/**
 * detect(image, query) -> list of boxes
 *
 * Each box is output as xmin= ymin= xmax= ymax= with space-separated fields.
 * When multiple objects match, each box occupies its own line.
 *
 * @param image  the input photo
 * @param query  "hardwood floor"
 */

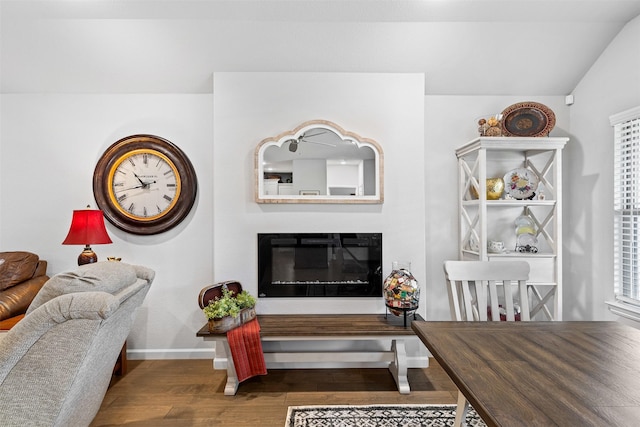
xmin=91 ymin=359 xmax=458 ymax=427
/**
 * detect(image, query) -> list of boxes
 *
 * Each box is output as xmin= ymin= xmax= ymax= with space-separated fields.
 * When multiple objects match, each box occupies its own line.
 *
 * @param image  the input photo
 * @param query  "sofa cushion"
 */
xmin=27 ymin=261 xmax=138 ymax=314
xmin=0 ymin=252 xmax=39 ymax=291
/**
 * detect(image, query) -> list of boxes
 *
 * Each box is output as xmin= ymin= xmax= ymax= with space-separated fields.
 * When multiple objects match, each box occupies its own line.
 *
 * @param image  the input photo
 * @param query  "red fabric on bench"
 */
xmin=226 ymin=318 xmax=267 ymax=382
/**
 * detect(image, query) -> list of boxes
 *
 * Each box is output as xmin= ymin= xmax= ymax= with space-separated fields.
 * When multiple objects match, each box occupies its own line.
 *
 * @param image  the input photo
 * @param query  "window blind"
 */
xmin=613 ymin=108 xmax=640 ymax=305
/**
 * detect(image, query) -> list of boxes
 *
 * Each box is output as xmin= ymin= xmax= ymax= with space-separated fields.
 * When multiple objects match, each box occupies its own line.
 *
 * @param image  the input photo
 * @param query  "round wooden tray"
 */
xmin=501 ymin=101 xmax=556 ymax=137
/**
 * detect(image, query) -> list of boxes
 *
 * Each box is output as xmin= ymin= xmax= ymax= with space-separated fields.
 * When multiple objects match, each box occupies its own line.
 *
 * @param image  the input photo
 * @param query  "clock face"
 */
xmin=108 ymin=149 xmax=181 ymax=221
xmin=93 ymin=135 xmax=197 ymax=235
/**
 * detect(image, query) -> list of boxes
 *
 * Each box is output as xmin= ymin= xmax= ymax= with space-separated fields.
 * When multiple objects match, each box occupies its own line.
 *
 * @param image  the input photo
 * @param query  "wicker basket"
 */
xmin=207 ymin=307 xmax=257 ymax=333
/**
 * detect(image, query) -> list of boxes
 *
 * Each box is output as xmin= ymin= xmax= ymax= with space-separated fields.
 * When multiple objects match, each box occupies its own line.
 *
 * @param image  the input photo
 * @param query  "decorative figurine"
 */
xmin=478 ymin=114 xmax=502 ymax=136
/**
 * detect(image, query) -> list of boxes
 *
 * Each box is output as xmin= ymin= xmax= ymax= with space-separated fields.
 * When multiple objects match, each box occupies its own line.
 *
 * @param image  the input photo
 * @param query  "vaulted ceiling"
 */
xmin=1 ymin=0 xmax=640 ymax=95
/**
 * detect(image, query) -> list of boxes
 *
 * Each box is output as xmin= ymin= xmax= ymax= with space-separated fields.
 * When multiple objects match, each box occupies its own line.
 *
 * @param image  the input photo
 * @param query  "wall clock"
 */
xmin=93 ymin=134 xmax=197 ymax=235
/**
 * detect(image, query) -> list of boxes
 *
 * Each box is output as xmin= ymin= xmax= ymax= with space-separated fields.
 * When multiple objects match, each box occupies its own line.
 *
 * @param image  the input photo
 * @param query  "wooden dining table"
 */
xmin=411 ymin=321 xmax=640 ymax=426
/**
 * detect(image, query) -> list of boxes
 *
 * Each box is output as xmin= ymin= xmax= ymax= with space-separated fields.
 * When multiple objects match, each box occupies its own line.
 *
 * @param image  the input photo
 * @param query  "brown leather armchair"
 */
xmin=0 ymin=251 xmax=49 ymax=324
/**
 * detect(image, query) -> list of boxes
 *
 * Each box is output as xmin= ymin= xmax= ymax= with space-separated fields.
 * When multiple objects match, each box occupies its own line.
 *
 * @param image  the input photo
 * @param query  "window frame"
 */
xmin=608 ymin=106 xmax=640 ymax=321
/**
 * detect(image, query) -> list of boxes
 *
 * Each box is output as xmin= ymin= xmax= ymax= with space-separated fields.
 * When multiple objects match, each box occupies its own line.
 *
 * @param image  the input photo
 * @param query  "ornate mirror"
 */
xmin=255 ymin=120 xmax=384 ymax=204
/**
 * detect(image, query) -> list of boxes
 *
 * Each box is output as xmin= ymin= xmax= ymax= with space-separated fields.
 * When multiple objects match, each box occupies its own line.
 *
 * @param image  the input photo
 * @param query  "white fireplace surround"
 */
xmin=211 ymin=72 xmax=428 ymax=367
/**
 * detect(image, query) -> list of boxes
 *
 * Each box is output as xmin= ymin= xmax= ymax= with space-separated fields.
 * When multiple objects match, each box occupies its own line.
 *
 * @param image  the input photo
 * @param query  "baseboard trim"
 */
xmin=127 ymin=348 xmax=215 ymax=360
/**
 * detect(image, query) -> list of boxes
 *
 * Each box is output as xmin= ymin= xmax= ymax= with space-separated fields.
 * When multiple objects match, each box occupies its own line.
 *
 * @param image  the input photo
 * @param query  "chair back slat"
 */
xmin=473 ymin=280 xmax=487 ymax=321
xmin=518 ymin=280 xmax=531 ymax=321
xmin=461 ymin=279 xmax=476 ymax=321
xmin=502 ymin=278 xmax=516 ymax=321
xmin=448 ymin=279 xmax=464 ymax=321
xmin=444 ymin=261 xmax=531 ymax=322
xmin=488 ymin=280 xmax=501 ymax=321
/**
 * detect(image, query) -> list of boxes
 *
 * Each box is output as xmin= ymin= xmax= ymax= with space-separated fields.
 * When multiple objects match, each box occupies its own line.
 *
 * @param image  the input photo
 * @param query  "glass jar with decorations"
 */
xmin=383 ymin=261 xmax=419 ymax=325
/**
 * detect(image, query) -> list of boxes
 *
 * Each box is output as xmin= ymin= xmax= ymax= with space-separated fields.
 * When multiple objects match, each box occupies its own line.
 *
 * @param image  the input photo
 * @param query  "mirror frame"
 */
xmin=255 ymin=120 xmax=384 ymax=204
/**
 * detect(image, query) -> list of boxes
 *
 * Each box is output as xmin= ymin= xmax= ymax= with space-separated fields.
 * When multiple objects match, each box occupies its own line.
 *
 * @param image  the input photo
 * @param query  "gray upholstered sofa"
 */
xmin=0 ymin=261 xmax=154 ymax=427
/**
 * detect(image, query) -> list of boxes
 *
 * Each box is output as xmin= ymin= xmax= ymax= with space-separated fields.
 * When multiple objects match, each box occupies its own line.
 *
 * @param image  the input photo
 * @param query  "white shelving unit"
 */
xmin=455 ymin=137 xmax=568 ymax=320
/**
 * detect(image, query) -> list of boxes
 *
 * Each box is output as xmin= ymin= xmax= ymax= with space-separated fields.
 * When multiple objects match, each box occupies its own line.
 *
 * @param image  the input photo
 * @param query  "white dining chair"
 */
xmin=443 ymin=260 xmax=531 ymax=427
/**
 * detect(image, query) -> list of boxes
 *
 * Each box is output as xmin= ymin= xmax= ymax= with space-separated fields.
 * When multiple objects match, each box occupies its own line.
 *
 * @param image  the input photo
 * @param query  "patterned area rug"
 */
xmin=285 ymin=404 xmax=487 ymax=427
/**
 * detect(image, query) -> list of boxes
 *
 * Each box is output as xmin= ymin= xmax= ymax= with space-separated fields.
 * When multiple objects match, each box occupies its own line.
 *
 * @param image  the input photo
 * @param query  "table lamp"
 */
xmin=62 ymin=206 xmax=113 ymax=265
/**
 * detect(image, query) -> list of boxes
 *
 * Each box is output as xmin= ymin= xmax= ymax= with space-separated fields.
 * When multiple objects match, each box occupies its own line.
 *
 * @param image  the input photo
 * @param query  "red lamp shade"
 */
xmin=62 ymin=208 xmax=112 ymax=265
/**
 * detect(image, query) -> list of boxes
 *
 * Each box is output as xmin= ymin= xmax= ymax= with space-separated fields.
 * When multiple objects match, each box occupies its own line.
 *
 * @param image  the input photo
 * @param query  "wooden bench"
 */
xmin=196 ymin=313 xmax=424 ymax=395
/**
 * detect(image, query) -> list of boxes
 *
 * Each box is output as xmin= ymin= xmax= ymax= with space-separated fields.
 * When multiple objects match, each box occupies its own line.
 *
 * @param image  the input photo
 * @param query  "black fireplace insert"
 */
xmin=257 ymin=233 xmax=382 ymax=297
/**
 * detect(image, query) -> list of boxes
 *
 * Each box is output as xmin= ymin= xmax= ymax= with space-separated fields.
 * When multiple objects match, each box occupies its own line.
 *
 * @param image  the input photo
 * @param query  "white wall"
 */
xmin=0 ymin=94 xmax=215 ymax=358
xmin=424 ymin=96 xmax=570 ymax=320
xmin=212 ymin=72 xmax=426 ymax=317
xmin=0 ymin=89 xmax=578 ymax=359
xmin=0 ymin=73 xmax=430 ymax=361
xmin=566 ymin=15 xmax=640 ymax=321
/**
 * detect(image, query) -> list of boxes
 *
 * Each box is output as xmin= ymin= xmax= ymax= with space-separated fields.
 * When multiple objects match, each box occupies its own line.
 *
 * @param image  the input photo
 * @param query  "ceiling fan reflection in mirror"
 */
xmin=287 ymin=129 xmax=337 ymax=152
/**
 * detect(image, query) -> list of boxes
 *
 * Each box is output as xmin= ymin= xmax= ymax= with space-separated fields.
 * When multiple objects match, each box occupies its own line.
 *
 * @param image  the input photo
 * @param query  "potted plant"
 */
xmin=203 ymin=287 xmax=257 ymax=333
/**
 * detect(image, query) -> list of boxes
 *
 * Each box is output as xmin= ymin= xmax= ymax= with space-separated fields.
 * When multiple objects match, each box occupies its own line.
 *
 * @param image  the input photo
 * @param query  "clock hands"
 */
xmin=132 ymin=172 xmax=157 ymax=189
xmin=115 ymin=172 xmax=159 ymax=194
xmin=116 ymin=184 xmax=145 ymax=192
xmin=115 ymin=186 xmax=161 ymax=195
xmin=133 ymin=172 xmax=145 ymax=186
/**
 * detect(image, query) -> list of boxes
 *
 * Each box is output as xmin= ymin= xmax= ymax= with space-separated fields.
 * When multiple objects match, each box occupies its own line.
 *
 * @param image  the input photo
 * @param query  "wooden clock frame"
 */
xmin=93 ymin=134 xmax=197 ymax=235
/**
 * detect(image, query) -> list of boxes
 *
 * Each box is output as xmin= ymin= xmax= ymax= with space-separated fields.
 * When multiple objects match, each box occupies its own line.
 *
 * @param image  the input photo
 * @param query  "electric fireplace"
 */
xmin=258 ymin=233 xmax=382 ymax=297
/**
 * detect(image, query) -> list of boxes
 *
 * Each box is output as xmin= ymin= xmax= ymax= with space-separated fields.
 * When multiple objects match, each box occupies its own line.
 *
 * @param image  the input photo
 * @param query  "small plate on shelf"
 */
xmin=503 ymin=168 xmax=538 ymax=200
xmin=500 ymin=101 xmax=555 ymax=137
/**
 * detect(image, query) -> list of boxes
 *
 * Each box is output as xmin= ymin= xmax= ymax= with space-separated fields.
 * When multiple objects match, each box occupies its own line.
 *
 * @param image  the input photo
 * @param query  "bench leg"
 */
xmin=389 ymin=339 xmax=410 ymax=394
xmin=215 ymin=338 xmax=239 ymax=396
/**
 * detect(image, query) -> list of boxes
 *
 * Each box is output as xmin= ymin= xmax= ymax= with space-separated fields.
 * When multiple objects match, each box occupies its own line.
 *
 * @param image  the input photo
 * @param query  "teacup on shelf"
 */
xmin=488 ymin=241 xmax=505 ymax=253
